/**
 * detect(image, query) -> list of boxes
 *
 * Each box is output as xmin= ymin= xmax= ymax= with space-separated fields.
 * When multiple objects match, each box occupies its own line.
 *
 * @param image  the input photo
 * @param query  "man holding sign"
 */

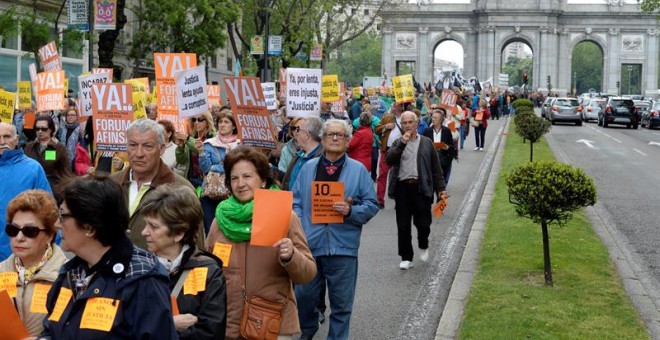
xmin=292 ymin=119 xmax=378 ymax=340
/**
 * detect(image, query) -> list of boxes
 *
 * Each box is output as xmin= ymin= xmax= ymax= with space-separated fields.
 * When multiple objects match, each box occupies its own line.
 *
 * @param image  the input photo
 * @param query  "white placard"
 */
xmin=174 ymin=65 xmax=208 ymax=119
xmin=261 ymin=82 xmax=277 ymax=110
xmin=78 ymin=73 xmax=111 ymax=116
xmin=285 ymin=68 xmax=322 ymax=118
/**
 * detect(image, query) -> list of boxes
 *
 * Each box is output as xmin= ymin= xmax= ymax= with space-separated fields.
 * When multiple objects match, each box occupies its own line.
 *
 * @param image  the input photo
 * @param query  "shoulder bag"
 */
xmin=201 ymin=147 xmax=231 ymax=200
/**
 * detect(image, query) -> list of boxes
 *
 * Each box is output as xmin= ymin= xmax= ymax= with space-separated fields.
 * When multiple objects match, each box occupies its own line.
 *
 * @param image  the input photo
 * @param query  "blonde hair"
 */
xmin=186 ymin=111 xmax=216 ymax=137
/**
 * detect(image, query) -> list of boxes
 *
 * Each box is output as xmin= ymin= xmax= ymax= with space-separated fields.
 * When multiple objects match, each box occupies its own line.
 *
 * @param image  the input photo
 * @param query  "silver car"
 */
xmin=581 ymin=98 xmax=605 ymax=122
xmin=547 ymin=97 xmax=582 ymax=126
xmin=541 ymin=97 xmax=555 ymax=118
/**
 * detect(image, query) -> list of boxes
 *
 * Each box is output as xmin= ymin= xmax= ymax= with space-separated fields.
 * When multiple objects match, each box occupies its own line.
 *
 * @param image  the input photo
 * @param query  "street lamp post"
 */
xmin=627 ymin=65 xmax=633 ymax=95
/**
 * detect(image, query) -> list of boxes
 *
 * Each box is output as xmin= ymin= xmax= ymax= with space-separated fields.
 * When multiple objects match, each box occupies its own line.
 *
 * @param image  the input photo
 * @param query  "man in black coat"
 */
xmin=422 ymin=108 xmax=456 ymax=185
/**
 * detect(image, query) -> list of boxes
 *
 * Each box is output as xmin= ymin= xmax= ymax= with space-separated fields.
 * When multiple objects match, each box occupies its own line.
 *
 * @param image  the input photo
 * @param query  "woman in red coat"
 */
xmin=347 ymin=113 xmax=374 ymax=171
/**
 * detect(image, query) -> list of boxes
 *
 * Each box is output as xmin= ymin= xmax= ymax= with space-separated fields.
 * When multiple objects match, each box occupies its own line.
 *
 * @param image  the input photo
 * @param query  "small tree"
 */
xmin=0 ymin=6 xmax=18 ymax=42
xmin=506 ymin=161 xmax=597 ymax=286
xmin=512 ymin=98 xmax=534 ymax=111
xmin=513 ymin=111 xmax=551 ymax=161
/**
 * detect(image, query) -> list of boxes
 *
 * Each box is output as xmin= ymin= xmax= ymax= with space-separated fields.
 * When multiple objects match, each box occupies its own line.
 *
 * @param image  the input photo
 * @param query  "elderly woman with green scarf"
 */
xmin=205 ymin=146 xmax=316 ymax=340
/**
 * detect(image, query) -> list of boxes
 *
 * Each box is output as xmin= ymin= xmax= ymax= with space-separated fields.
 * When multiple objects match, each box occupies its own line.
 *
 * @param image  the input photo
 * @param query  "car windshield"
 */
xmin=555 ymin=99 xmax=579 ymax=106
xmin=611 ymin=100 xmax=633 ymax=107
xmin=591 ymin=101 xmax=605 ymax=108
xmin=653 ymin=103 xmax=660 ymax=111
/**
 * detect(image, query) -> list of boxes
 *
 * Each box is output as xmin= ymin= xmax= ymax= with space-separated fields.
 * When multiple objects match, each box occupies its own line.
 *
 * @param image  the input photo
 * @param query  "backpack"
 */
xmin=74 ymin=143 xmax=91 ymax=175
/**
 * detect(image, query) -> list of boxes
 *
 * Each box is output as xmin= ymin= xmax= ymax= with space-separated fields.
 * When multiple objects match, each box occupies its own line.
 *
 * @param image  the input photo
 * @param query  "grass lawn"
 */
xmin=458 ymin=121 xmax=649 ymax=339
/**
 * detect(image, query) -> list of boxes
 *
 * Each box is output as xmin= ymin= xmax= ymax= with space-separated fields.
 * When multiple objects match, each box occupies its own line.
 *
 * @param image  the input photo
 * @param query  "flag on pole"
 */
xmin=235 ymin=59 xmax=242 ymax=77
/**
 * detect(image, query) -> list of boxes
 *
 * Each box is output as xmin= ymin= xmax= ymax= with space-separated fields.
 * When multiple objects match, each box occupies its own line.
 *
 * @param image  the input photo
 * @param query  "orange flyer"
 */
xmin=0 ymin=290 xmax=29 ymax=340
xmin=433 ymin=142 xmax=447 ymax=150
xmin=475 ymin=110 xmax=484 ymax=121
xmin=251 ymin=189 xmax=293 ymax=246
xmin=311 ymin=181 xmax=345 ymax=224
xmin=91 ymin=83 xmax=134 ymax=152
xmin=154 ymin=53 xmax=197 ymax=114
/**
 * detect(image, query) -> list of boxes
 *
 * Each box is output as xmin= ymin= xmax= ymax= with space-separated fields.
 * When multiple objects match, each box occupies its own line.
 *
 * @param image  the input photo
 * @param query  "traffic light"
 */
xmin=616 ymin=81 xmax=620 ymax=89
xmin=547 ymin=75 xmax=551 ymax=85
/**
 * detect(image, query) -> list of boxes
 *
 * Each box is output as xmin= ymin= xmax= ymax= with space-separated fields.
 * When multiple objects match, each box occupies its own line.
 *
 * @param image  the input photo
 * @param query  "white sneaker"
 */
xmin=420 ymin=249 xmax=429 ymax=262
xmin=474 ymin=147 xmax=480 ymax=151
xmin=479 ymin=147 xmax=483 ymax=151
xmin=399 ymin=260 xmax=413 ymax=270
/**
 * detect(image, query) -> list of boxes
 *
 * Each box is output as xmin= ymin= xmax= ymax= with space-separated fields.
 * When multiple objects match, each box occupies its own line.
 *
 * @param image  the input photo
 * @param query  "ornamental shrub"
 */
xmin=512 ymin=98 xmax=534 ymax=111
xmin=513 ymin=112 xmax=551 ymax=161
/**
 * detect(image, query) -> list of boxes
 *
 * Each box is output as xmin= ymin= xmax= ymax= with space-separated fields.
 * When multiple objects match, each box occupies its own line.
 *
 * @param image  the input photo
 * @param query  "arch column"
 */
xmin=645 ymin=29 xmax=658 ymax=97
xmin=382 ymin=26 xmax=394 ymax=79
xmin=606 ymin=29 xmax=620 ymax=94
xmin=417 ymin=27 xmax=431 ymax=85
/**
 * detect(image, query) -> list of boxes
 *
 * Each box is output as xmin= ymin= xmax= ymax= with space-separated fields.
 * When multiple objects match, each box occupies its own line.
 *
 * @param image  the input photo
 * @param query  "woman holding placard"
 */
xmin=140 ymin=185 xmax=227 ymax=340
xmin=40 ymin=175 xmax=177 ymax=338
xmin=199 ymin=111 xmax=240 ymax=234
xmin=206 ymin=146 xmax=316 ymax=340
xmin=0 ymin=190 xmax=66 ymax=337
xmin=175 ymin=111 xmax=216 ymax=189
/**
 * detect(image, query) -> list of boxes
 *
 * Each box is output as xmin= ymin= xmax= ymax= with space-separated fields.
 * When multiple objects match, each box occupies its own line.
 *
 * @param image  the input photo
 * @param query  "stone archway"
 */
xmin=570 ymin=38 xmax=606 ymax=93
xmin=497 ymin=35 xmax=536 ymax=88
xmin=431 ymin=36 xmax=467 ymax=84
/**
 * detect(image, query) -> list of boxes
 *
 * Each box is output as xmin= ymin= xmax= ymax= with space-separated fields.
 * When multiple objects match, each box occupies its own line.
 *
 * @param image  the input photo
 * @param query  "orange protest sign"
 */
xmin=433 ymin=195 xmax=448 ymax=219
xmin=92 ymin=67 xmax=114 ymax=81
xmin=475 ymin=110 xmax=484 ymax=121
xmin=29 ymin=283 xmax=51 ymax=314
xmin=23 ymin=109 xmax=36 ymax=128
xmin=183 ymin=267 xmax=208 ymax=296
xmin=154 ymin=53 xmax=197 ymax=114
xmin=331 ymin=82 xmax=345 ymax=115
xmin=159 ymin=113 xmax=186 ymax=133
xmin=439 ymin=89 xmax=457 ymax=110
xmin=36 ymin=71 xmax=65 ymax=112
xmin=39 ymin=41 xmax=63 ymax=72
xmin=251 ymin=189 xmax=293 ymax=246
xmin=48 ymin=287 xmax=72 ymax=322
xmin=0 ymin=272 xmax=18 ymax=297
xmin=447 ymin=120 xmax=457 ymax=133
xmin=171 ymin=296 xmax=180 ymax=316
xmin=207 ymin=85 xmax=221 ymax=107
xmin=311 ymin=181 xmax=345 ymax=224
xmin=223 ymin=77 xmax=278 ymax=149
xmin=0 ymin=290 xmax=29 ymax=340
xmin=433 ymin=142 xmax=447 ymax=150
xmin=212 ymin=242 xmax=232 ymax=267
xmin=80 ymin=297 xmax=120 ymax=332
xmin=91 ymin=83 xmax=134 ymax=152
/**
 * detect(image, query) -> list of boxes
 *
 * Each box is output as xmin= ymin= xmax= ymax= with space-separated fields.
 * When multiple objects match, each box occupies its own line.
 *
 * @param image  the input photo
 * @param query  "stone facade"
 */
xmin=380 ymin=0 xmax=658 ymax=96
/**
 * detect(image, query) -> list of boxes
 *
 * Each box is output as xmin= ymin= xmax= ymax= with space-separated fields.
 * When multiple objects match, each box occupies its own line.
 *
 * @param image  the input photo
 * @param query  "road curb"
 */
xmin=434 ymin=118 xmax=511 ymax=339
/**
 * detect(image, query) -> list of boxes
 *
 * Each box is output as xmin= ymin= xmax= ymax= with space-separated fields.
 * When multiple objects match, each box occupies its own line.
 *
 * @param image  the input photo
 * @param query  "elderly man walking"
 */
xmin=293 ymin=119 xmax=378 ymax=340
xmin=0 ymin=122 xmax=52 ymax=260
xmin=386 ymin=111 xmax=446 ymax=270
xmin=111 ymin=119 xmax=205 ymax=249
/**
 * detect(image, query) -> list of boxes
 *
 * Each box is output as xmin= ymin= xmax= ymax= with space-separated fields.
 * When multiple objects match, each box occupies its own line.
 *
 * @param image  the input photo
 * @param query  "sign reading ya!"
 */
xmin=154 ymin=53 xmax=197 ymax=115
xmin=91 ymin=83 xmax=133 ymax=152
xmin=36 ymin=71 xmax=66 ymax=112
xmin=223 ymin=77 xmax=277 ymax=150
xmin=39 ymin=41 xmax=63 ymax=72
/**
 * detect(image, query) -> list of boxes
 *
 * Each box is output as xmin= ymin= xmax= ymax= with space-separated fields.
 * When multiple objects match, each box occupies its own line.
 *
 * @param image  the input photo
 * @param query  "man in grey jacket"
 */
xmin=386 ymin=111 xmax=446 ymax=270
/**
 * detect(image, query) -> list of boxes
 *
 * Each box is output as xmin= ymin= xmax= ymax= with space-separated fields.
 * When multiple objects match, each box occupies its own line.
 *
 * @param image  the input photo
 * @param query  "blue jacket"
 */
xmin=0 ymin=149 xmax=52 ymax=261
xmin=292 ymin=156 xmax=378 ymax=258
xmin=41 ymin=236 xmax=177 ymax=339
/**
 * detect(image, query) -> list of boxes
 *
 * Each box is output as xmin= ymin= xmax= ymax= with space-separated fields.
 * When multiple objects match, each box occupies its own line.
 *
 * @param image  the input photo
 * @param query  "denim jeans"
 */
xmin=459 ymin=125 xmax=467 ymax=149
xmin=296 ymin=256 xmax=358 ymax=340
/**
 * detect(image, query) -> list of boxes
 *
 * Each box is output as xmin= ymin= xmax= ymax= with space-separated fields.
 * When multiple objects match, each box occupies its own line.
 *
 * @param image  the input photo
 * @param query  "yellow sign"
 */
xmin=18 ymin=81 xmax=32 ymax=109
xmin=183 ymin=267 xmax=208 ymax=296
xmin=0 ymin=272 xmax=18 ymax=298
xmin=352 ymin=87 xmax=362 ymax=98
xmin=392 ymin=74 xmax=414 ymax=104
xmin=212 ymin=242 xmax=232 ymax=267
xmin=29 ymin=283 xmax=51 ymax=314
xmin=126 ymin=79 xmax=148 ymax=120
xmin=0 ymin=91 xmax=16 ymax=123
xmin=64 ymin=78 xmax=69 ymax=97
xmin=321 ymin=75 xmax=340 ymax=103
xmin=80 ymin=297 xmax=120 ymax=332
xmin=48 ymin=287 xmax=72 ymax=322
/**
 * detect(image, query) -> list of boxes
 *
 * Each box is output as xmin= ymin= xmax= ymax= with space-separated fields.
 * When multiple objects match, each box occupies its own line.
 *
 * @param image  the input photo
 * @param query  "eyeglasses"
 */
xmin=323 ymin=132 xmax=348 ymax=139
xmin=59 ymin=212 xmax=74 ymax=224
xmin=5 ymin=223 xmax=48 ymax=238
xmin=190 ymin=117 xmax=206 ymax=123
xmin=35 ymin=127 xmax=49 ymax=132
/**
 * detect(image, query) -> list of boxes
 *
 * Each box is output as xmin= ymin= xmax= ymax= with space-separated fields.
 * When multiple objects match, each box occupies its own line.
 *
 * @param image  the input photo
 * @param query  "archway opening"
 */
xmin=433 ymin=40 xmax=464 ymax=84
xmin=571 ymin=40 xmax=604 ymax=95
xmin=500 ymin=40 xmax=533 ymax=91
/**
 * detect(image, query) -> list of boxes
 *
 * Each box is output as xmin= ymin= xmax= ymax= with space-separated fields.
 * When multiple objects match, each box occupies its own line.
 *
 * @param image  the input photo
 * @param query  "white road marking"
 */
xmin=634 ymin=149 xmax=647 ymax=156
xmin=576 ymin=139 xmax=595 ymax=148
xmin=650 ymin=141 xmax=660 ymax=147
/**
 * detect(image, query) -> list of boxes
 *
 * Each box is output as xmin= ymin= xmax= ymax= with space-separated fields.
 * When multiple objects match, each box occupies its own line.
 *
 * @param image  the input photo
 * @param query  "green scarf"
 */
xmin=215 ymin=185 xmax=280 ymax=243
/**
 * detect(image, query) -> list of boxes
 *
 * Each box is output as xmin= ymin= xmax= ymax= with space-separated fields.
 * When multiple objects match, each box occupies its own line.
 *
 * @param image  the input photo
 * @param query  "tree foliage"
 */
xmin=502 ymin=56 xmax=532 ymax=86
xmin=513 ymin=109 xmax=551 ymax=161
xmin=571 ymin=41 xmax=603 ymax=94
xmin=638 ymin=0 xmax=660 ymax=15
xmin=129 ymin=0 xmax=240 ymax=63
xmin=0 ymin=6 xmax=18 ymax=39
xmin=325 ymin=32 xmax=381 ymax=86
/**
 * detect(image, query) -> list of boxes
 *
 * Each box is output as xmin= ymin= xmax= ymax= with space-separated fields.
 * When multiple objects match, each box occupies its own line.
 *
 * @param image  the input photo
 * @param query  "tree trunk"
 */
xmin=97 ymin=0 xmax=126 ymax=77
xmin=541 ymin=221 xmax=553 ymax=286
xmin=530 ymin=141 xmax=534 ymax=162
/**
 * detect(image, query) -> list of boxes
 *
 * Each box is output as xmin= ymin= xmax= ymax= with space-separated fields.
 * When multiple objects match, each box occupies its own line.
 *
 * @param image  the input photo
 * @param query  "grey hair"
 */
xmin=305 ymin=116 xmax=324 ymax=142
xmin=127 ymin=118 xmax=165 ymax=144
xmin=0 ymin=122 xmax=17 ymax=138
xmin=321 ymin=119 xmax=352 ymax=140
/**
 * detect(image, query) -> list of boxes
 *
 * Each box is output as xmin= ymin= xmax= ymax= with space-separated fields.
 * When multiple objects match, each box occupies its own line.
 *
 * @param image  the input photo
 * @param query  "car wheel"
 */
xmin=576 ymin=121 xmax=582 ymax=126
xmin=627 ymin=124 xmax=631 ymax=129
xmin=633 ymin=124 xmax=638 ymax=129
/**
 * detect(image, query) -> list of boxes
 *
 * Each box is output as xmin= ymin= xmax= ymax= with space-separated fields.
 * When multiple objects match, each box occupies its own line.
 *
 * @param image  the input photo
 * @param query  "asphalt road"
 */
xmin=544 ymin=119 xmax=660 ymax=319
xmin=310 ymin=118 xmax=508 ymax=339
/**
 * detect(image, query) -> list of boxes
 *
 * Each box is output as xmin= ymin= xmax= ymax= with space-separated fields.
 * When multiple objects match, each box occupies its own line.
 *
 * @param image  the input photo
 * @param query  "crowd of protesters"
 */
xmin=0 ymin=79 xmax=530 ymax=339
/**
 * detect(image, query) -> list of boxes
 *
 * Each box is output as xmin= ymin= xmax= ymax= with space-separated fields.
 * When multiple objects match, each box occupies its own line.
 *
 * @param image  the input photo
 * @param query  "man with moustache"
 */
xmin=0 ymin=122 xmax=52 ymax=261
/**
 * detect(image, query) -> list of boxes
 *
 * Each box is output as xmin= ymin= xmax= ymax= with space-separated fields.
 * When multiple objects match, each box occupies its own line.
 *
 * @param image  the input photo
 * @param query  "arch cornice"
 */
xmin=568 ymin=33 xmax=607 ymax=55
xmin=497 ymin=32 xmax=538 ymax=54
xmin=430 ymin=32 xmax=467 ymax=50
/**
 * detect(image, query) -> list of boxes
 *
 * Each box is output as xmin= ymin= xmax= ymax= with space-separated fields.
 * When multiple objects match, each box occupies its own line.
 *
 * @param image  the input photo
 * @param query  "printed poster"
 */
xmin=126 ymin=79 xmax=148 ymax=120
xmin=250 ymin=35 xmax=264 ymax=55
xmin=0 ymin=91 xmax=15 ymax=123
xmin=94 ymin=0 xmax=117 ymax=30
xmin=310 ymin=44 xmax=323 ymax=61
xmin=321 ymin=75 xmax=340 ymax=103
xmin=439 ymin=89 xmax=458 ymax=111
xmin=17 ymin=81 xmax=32 ymax=109
xmin=91 ymin=83 xmax=133 ymax=152
xmin=36 ymin=71 xmax=66 ymax=112
xmin=92 ymin=68 xmax=113 ymax=81
xmin=174 ymin=65 xmax=208 ymax=119
xmin=67 ymin=0 xmax=89 ymax=31
xmin=260 ymin=82 xmax=277 ymax=111
xmin=392 ymin=74 xmax=415 ymax=104
xmin=285 ymin=68 xmax=322 ymax=118
xmin=78 ymin=72 xmax=111 ymax=116
xmin=207 ymin=85 xmax=221 ymax=107
xmin=223 ymin=77 xmax=278 ymax=149
xmin=330 ymin=82 xmax=345 ymax=115
xmin=38 ymin=41 xmax=63 ymax=72
xmin=154 ymin=53 xmax=197 ymax=115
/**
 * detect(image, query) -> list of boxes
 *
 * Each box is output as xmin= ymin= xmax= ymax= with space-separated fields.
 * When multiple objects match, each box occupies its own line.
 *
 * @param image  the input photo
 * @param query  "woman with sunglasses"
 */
xmin=175 ymin=111 xmax=216 ymax=189
xmin=24 ymin=115 xmax=72 ymax=198
xmin=57 ymin=102 xmax=83 ymax=172
xmin=40 ymin=175 xmax=177 ymax=338
xmin=0 ymin=190 xmax=67 ymax=336
xmin=199 ymin=111 xmax=240 ymax=234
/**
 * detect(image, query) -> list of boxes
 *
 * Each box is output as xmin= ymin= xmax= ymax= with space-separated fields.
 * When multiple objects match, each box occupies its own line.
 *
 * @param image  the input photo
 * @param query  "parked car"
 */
xmin=598 ymin=97 xmax=639 ymax=129
xmin=641 ymin=101 xmax=660 ymax=129
xmin=581 ymin=98 xmax=605 ymax=122
xmin=634 ymin=100 xmax=652 ymax=124
xmin=547 ymin=97 xmax=582 ymax=126
xmin=541 ymin=97 xmax=555 ymax=118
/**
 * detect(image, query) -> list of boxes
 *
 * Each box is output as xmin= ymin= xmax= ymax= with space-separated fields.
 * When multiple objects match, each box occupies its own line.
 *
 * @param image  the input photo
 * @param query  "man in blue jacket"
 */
xmin=0 ymin=122 xmax=52 ymax=261
xmin=293 ymin=119 xmax=378 ymax=340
